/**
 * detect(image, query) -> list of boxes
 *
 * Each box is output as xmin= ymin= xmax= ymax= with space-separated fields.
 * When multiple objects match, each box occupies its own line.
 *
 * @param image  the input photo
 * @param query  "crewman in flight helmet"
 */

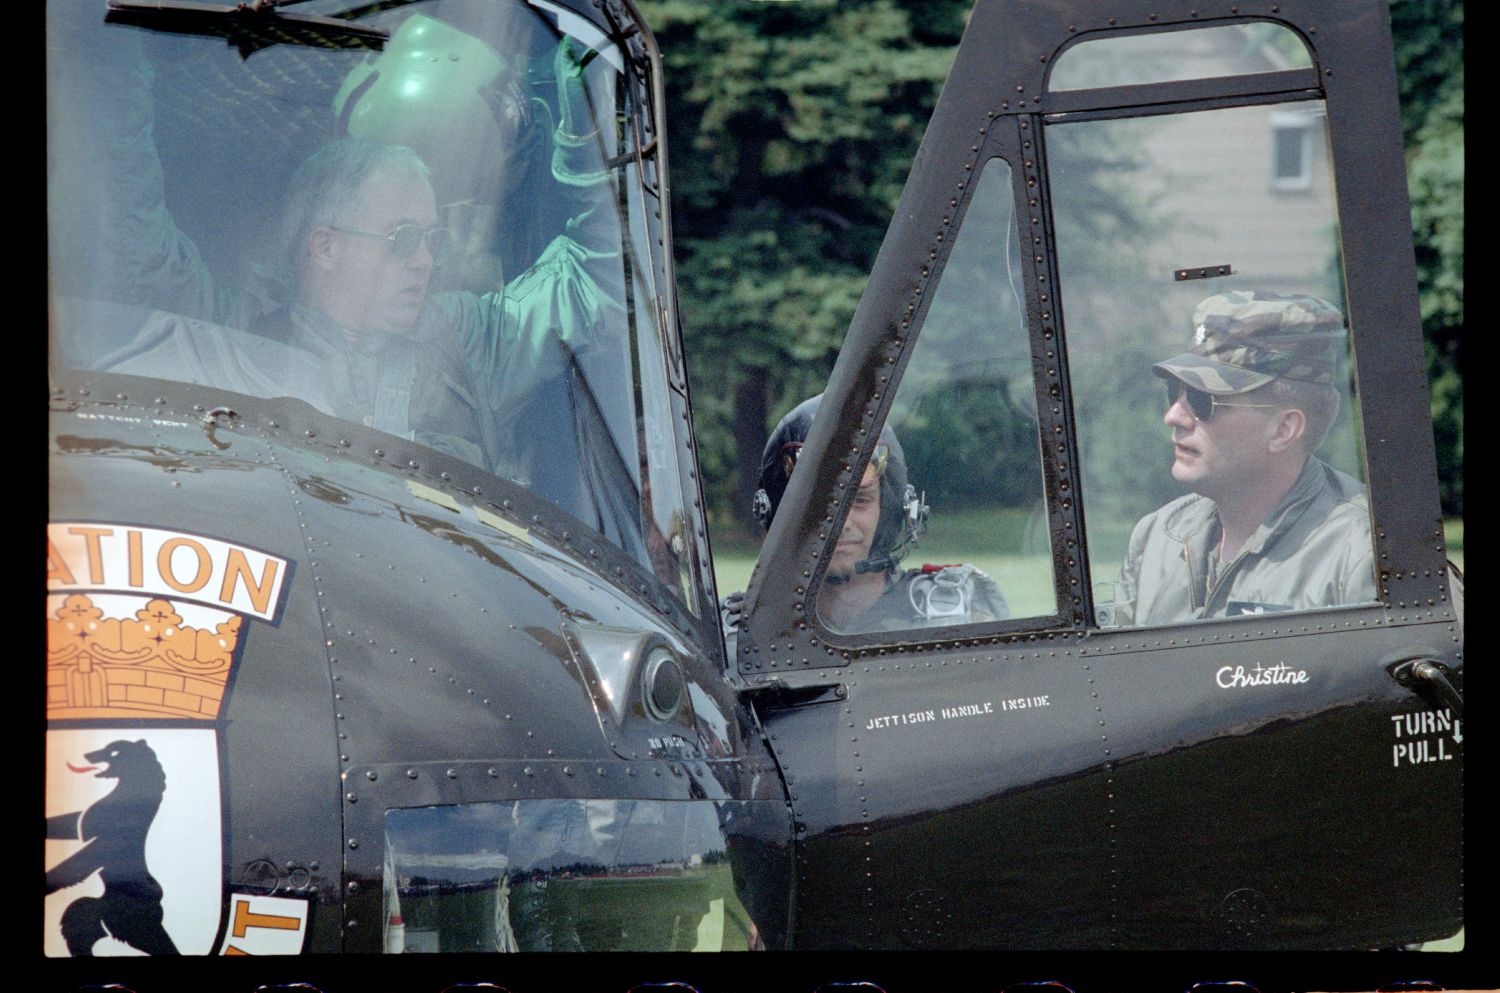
xmin=752 ymin=395 xmax=1010 ymax=633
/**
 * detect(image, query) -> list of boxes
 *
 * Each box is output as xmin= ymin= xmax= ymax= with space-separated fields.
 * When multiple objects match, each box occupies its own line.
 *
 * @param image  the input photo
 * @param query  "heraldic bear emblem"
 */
xmin=46 ymin=738 xmax=180 ymax=956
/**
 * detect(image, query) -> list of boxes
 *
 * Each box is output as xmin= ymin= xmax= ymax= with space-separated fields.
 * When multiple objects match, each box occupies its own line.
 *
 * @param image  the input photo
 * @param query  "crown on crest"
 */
xmin=47 ymin=594 xmax=240 ymax=721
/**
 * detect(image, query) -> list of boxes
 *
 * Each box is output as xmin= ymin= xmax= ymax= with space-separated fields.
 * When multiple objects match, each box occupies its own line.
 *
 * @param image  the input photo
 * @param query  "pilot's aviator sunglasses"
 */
xmin=1166 ymin=379 xmax=1281 ymax=422
xmin=330 ymin=223 xmax=452 ymax=264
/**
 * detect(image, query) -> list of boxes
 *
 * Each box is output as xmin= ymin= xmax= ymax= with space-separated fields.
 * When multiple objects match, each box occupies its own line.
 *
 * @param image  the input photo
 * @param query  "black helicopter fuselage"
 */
xmin=45 ymin=0 xmax=1467 ymax=988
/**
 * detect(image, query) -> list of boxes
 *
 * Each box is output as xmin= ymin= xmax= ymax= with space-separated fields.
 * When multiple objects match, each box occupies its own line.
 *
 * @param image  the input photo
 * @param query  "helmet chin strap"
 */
xmin=826 ymin=556 xmax=896 ymax=585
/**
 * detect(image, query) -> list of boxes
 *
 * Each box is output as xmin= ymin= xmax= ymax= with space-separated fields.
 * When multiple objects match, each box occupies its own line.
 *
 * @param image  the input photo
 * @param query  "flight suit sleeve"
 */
xmin=444 ymin=137 xmax=624 ymax=498
xmin=1339 ymin=536 xmax=1378 ymax=605
xmin=967 ymin=566 xmax=1012 ymax=622
xmin=1331 ymin=485 xmax=1379 ymax=608
xmin=444 ymin=228 xmax=621 ymax=413
xmin=47 ymin=6 xmax=224 ymax=327
xmin=551 ymin=36 xmax=611 ymax=191
xmin=1110 ymin=514 xmax=1153 ymax=628
xmin=449 ymin=33 xmax=625 ymax=400
xmin=440 ymin=221 xmax=626 ymax=507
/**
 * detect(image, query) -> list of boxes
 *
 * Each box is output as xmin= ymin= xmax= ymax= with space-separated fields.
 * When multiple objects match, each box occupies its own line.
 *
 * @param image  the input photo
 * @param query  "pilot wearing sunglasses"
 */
xmin=53 ymin=10 xmax=614 ymax=494
xmin=1110 ymin=291 xmax=1377 ymax=626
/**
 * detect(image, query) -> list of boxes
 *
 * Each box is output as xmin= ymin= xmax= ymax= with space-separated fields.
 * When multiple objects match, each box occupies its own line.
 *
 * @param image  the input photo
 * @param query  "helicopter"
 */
xmin=45 ymin=0 xmax=1469 ymax=990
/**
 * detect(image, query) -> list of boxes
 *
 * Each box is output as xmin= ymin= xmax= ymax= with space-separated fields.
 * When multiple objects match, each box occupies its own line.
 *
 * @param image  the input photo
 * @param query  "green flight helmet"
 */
xmin=333 ymin=13 xmax=535 ymax=208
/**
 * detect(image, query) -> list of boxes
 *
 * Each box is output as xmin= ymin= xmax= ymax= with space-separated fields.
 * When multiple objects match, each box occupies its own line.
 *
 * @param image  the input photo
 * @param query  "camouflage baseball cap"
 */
xmin=1152 ymin=290 xmax=1347 ymax=394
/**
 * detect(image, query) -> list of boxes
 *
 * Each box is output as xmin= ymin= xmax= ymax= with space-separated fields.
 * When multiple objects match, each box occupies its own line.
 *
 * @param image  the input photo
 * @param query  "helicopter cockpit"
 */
xmin=48 ymin=0 xmax=701 ymax=615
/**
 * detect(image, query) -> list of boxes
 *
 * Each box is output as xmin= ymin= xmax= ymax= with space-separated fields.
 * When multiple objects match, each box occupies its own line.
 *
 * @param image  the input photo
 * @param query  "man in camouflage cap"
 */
xmin=1111 ymin=290 xmax=1377 ymax=625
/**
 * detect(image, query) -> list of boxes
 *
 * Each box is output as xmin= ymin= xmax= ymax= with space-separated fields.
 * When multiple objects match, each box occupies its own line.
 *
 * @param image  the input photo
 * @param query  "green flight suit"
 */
xmin=1113 ymin=457 xmax=1377 ymax=626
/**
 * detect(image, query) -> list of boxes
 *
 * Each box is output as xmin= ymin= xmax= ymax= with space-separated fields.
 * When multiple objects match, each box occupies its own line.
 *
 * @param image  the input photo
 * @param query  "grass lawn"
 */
xmin=711 ymin=506 xmax=1088 ymax=617
xmin=712 ymin=516 xmax=1465 ymax=605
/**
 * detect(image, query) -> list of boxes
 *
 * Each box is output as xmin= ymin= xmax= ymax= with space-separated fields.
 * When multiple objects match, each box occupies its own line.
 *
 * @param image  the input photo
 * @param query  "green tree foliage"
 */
xmin=639 ymin=0 xmax=971 ymax=532
xmin=646 ymin=0 xmax=1462 ymax=530
xmin=1391 ymin=0 xmax=1463 ymax=514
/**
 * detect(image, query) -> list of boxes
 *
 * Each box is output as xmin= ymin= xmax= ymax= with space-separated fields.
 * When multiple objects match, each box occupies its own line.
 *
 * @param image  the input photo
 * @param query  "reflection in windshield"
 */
xmin=383 ymin=799 xmax=757 ymax=952
xmin=47 ymin=0 xmax=696 ymax=610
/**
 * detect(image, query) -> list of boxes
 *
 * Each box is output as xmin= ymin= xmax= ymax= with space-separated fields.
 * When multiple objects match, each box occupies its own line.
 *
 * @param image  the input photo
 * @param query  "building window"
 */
xmin=1270 ymin=111 xmax=1318 ymax=191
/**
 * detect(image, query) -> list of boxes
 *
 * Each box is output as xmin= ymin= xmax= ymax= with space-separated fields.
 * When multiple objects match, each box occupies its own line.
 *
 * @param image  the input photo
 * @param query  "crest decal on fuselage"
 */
xmin=45 ymin=523 xmax=301 ymax=957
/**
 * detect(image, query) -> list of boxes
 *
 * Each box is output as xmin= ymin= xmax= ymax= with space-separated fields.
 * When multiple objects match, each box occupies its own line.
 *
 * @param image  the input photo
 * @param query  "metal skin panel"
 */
xmin=740 ymin=0 xmax=1462 ymax=954
xmin=47 ymin=372 xmax=793 ymax=964
xmin=768 ymin=653 xmax=1116 ymax=950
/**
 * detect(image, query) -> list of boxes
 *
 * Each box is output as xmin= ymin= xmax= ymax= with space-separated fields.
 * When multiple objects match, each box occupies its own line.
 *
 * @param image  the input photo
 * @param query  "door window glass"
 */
xmin=1046 ymin=100 xmax=1377 ymax=627
xmin=814 ymin=159 xmax=1057 ymax=635
xmin=1048 ymin=22 xmax=1312 ymax=91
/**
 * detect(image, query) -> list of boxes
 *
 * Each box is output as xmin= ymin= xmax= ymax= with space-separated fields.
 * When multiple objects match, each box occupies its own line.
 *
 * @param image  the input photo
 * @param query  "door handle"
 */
xmin=1388 ymin=658 xmax=1463 ymax=719
xmin=739 ymin=676 xmax=847 ymax=709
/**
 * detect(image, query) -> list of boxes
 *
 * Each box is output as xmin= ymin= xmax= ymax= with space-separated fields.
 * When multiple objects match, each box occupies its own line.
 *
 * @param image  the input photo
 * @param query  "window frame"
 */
xmin=735 ymin=0 xmax=1453 ymax=680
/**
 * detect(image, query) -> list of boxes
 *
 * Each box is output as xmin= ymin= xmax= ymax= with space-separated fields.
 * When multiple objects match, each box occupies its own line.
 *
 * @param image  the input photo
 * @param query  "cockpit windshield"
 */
xmin=47 ymin=0 xmax=699 ymax=613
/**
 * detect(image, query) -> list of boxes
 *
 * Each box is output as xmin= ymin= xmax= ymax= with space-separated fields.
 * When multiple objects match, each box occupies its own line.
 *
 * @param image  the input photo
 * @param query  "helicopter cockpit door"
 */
xmin=738 ymin=0 xmax=1460 ymax=951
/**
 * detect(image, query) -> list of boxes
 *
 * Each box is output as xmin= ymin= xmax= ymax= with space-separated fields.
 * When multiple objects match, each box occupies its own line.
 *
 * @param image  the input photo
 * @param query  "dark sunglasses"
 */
xmin=332 ymin=223 xmax=452 ymax=265
xmin=1166 ymin=380 xmax=1280 ymax=421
